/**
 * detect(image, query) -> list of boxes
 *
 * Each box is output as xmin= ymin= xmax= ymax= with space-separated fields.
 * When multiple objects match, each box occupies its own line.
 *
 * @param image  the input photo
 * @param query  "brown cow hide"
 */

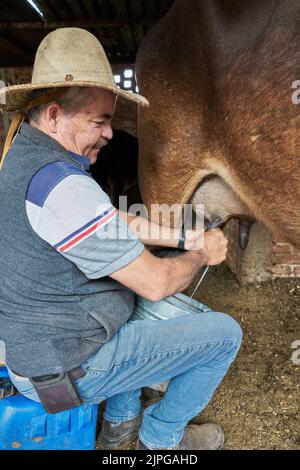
xmin=136 ymin=0 xmax=300 ymax=249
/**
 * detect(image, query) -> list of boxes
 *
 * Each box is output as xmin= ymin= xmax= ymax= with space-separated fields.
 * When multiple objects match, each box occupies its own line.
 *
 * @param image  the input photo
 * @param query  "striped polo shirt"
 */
xmin=25 ymin=152 xmax=144 ymax=279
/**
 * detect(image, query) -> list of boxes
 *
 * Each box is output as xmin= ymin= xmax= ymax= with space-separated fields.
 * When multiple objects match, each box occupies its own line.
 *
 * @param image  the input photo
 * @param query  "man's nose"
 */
xmin=102 ymin=123 xmax=113 ymax=141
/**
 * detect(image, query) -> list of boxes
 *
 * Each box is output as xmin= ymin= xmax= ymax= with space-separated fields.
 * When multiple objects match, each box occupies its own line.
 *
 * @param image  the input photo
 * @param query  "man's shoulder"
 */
xmin=26 ymin=161 xmax=94 ymax=208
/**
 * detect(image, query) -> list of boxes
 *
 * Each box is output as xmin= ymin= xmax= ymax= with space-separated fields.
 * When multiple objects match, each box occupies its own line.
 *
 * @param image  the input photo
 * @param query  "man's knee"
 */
xmin=213 ymin=313 xmax=243 ymax=369
xmin=216 ymin=312 xmax=243 ymax=346
xmin=191 ymin=311 xmax=243 ymax=348
xmin=196 ymin=312 xmax=243 ymax=369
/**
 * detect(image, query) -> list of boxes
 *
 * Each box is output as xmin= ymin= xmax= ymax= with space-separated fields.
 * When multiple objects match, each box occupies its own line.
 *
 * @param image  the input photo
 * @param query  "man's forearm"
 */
xmin=118 ymin=210 xmax=181 ymax=248
xmin=160 ymin=250 xmax=208 ymax=298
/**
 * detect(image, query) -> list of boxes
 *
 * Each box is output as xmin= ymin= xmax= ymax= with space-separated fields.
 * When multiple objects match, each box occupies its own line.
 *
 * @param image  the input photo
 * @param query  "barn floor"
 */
xmin=186 ymin=265 xmax=300 ymax=450
xmin=96 ymin=265 xmax=300 ymax=451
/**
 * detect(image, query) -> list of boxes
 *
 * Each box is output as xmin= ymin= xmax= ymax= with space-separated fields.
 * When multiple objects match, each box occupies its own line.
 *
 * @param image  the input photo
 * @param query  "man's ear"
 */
xmin=46 ymin=103 xmax=60 ymax=133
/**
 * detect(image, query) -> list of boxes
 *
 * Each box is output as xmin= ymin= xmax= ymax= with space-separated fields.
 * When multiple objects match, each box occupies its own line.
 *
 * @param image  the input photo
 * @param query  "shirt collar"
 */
xmin=67 ymin=151 xmax=91 ymax=171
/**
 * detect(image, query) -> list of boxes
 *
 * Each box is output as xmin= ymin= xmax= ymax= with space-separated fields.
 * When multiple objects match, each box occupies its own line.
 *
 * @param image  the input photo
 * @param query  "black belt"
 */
xmin=12 ymin=366 xmax=85 ymax=380
xmin=32 ymin=366 xmax=86 ymax=381
xmin=69 ymin=366 xmax=86 ymax=380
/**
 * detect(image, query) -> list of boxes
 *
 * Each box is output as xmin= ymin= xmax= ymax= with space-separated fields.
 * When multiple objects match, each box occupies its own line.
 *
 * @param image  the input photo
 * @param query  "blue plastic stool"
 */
xmin=0 ymin=366 xmax=98 ymax=450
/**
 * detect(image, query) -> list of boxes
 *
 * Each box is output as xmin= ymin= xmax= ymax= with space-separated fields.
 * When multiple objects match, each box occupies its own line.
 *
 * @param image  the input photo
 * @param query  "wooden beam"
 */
xmin=91 ymin=0 xmax=101 ymax=18
xmin=106 ymin=0 xmax=133 ymax=57
xmin=0 ymin=19 xmax=158 ymax=31
xmin=38 ymin=0 xmax=63 ymax=21
xmin=0 ymin=31 xmax=34 ymax=58
xmin=60 ymin=0 xmax=76 ymax=20
xmin=77 ymin=0 xmax=90 ymax=20
xmin=0 ymin=58 xmax=33 ymax=68
xmin=104 ymin=54 xmax=136 ymax=64
xmin=0 ymin=54 xmax=136 ymax=68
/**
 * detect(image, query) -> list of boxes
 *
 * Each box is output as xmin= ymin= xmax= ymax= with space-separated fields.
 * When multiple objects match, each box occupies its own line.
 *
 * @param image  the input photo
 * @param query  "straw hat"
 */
xmin=0 ymin=27 xmax=149 ymax=112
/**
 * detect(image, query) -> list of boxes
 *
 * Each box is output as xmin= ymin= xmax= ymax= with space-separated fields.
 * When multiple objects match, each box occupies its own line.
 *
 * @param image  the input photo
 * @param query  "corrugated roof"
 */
xmin=0 ymin=0 xmax=174 ymax=67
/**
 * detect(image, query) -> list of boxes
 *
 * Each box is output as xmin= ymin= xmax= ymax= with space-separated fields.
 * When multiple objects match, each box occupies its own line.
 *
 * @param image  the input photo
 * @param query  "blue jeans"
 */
xmin=7 ymin=292 xmax=242 ymax=449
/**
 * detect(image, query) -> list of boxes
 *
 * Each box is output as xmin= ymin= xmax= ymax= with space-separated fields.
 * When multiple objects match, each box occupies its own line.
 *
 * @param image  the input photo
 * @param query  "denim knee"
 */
xmin=219 ymin=312 xmax=243 ymax=347
xmin=210 ymin=311 xmax=243 ymax=347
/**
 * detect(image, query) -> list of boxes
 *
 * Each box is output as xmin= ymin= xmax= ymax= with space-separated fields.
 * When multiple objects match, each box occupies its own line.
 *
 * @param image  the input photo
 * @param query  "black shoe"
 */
xmin=98 ymin=413 xmax=142 ymax=450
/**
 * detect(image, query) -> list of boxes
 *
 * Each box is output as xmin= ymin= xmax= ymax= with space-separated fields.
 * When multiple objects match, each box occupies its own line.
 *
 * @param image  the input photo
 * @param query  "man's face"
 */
xmin=57 ymin=88 xmax=117 ymax=165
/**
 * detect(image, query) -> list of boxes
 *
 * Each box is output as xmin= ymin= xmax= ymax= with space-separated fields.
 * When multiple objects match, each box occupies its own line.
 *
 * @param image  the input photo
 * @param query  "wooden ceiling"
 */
xmin=0 ymin=0 xmax=174 ymax=67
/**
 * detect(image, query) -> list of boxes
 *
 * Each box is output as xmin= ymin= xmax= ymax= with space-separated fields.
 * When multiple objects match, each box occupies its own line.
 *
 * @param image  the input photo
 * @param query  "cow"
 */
xmin=136 ymin=0 xmax=300 ymax=250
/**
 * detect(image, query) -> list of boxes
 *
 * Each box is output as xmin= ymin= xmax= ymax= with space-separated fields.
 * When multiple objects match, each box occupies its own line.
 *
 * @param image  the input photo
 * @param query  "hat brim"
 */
xmin=0 ymin=81 xmax=149 ymax=112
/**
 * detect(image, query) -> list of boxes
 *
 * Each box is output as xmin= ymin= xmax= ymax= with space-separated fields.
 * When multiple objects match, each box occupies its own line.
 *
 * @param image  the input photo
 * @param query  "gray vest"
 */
xmin=0 ymin=124 xmax=134 ymax=376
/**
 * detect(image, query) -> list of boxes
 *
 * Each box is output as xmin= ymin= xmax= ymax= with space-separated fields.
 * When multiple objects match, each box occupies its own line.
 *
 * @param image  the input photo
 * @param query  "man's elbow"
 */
xmin=145 ymin=288 xmax=166 ymax=303
xmin=145 ymin=264 xmax=171 ymax=302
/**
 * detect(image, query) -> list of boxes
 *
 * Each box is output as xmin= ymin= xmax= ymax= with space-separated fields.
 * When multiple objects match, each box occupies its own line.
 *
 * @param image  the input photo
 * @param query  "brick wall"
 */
xmin=225 ymin=220 xmax=300 ymax=284
xmin=270 ymin=239 xmax=300 ymax=278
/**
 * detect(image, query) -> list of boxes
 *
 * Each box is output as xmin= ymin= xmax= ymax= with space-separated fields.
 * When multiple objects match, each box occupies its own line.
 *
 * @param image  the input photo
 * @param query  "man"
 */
xmin=0 ymin=28 xmax=242 ymax=450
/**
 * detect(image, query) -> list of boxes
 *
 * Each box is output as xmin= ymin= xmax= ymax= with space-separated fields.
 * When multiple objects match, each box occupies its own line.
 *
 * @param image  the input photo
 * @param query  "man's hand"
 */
xmin=110 ymin=227 xmax=227 ymax=302
xmin=203 ymin=228 xmax=228 ymax=265
xmin=184 ymin=228 xmax=228 ymax=265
